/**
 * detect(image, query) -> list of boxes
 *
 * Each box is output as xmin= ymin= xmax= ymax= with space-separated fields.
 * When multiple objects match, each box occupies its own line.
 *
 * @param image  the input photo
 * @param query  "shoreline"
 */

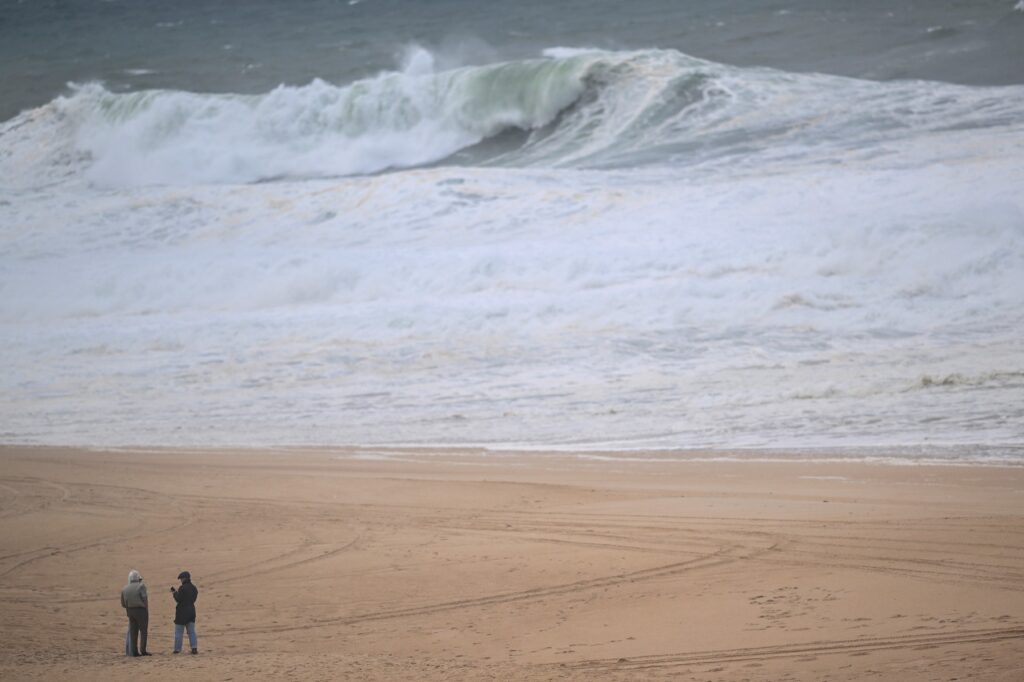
xmin=6 ymin=442 xmax=1024 ymax=467
xmin=1 ymin=444 xmax=1023 ymax=680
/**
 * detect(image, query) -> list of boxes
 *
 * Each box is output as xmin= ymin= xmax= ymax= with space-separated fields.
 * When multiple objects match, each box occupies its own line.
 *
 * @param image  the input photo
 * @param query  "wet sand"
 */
xmin=1 ymin=445 xmax=1022 ymax=680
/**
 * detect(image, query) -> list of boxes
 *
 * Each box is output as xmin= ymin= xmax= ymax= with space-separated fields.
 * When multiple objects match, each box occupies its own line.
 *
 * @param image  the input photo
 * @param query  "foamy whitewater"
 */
xmin=2 ymin=1 xmax=1023 ymax=462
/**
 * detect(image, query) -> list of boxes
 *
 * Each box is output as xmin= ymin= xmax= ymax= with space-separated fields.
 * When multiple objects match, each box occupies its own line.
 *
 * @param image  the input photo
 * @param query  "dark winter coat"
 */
xmin=173 ymin=580 xmax=199 ymax=625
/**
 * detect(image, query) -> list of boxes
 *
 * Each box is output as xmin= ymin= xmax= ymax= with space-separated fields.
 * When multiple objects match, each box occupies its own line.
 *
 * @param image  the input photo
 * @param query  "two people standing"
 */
xmin=120 ymin=569 xmax=199 ymax=657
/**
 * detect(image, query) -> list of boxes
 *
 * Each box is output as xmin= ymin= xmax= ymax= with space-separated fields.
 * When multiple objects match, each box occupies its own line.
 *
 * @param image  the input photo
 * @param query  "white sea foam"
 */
xmin=7 ymin=49 xmax=1024 ymax=188
xmin=30 ymin=52 xmax=597 ymax=186
xmin=1 ymin=48 xmax=1023 ymax=457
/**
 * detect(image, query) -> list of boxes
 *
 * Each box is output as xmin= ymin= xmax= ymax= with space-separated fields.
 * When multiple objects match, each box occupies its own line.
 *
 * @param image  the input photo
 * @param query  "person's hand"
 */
xmin=170 ymin=586 xmax=176 ymax=593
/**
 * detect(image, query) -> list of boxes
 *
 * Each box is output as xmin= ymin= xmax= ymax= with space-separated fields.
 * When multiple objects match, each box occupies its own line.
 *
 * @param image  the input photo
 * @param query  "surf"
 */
xmin=4 ymin=49 xmax=594 ymax=186
xmin=4 ymin=47 xmax=1024 ymax=188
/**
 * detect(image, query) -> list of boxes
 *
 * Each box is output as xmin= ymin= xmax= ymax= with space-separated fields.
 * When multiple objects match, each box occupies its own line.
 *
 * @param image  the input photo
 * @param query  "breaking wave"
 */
xmin=4 ymin=47 xmax=1024 ymax=187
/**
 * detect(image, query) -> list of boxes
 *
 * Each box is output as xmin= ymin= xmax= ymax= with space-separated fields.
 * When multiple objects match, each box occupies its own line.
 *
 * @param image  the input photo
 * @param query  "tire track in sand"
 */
xmin=204 ymin=534 xmax=364 ymax=587
xmin=237 ymin=540 xmax=776 ymax=635
xmin=557 ymin=625 xmax=1024 ymax=673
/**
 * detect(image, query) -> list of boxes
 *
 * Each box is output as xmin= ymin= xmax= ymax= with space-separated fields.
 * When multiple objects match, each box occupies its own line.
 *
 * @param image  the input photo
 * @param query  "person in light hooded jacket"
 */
xmin=120 ymin=569 xmax=150 ymax=657
xmin=171 ymin=570 xmax=199 ymax=654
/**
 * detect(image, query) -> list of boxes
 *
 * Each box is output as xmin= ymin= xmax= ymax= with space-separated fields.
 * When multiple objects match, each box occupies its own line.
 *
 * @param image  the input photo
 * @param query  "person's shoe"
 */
xmin=139 ymin=651 xmax=152 ymax=656
xmin=190 ymin=648 xmax=198 ymax=655
xmin=173 ymin=650 xmax=180 ymax=654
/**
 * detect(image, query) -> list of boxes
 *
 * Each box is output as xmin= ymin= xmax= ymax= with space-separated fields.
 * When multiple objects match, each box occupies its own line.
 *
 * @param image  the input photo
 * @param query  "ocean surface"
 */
xmin=2 ymin=0 xmax=1024 ymax=462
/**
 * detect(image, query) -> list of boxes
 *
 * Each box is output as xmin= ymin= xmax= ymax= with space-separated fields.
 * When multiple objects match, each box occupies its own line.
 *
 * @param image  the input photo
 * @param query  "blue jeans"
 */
xmin=174 ymin=622 xmax=198 ymax=651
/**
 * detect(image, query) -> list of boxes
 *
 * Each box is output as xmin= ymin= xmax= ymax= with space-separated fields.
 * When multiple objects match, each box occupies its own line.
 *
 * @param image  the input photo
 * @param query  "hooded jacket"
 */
xmin=121 ymin=575 xmax=148 ymax=609
xmin=173 ymin=579 xmax=199 ymax=625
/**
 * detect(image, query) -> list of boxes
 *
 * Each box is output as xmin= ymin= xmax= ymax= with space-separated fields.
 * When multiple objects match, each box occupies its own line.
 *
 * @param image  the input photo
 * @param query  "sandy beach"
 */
xmin=0 ymin=445 xmax=1022 ymax=680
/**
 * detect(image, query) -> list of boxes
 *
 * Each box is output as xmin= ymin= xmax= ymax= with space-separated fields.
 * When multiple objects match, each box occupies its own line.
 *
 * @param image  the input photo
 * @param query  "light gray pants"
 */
xmin=174 ymin=621 xmax=198 ymax=651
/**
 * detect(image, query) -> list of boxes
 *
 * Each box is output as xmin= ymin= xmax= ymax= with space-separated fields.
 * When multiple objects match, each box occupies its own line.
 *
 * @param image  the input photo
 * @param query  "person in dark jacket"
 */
xmin=170 ymin=570 xmax=199 ymax=654
xmin=120 ymin=569 xmax=151 ymax=657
